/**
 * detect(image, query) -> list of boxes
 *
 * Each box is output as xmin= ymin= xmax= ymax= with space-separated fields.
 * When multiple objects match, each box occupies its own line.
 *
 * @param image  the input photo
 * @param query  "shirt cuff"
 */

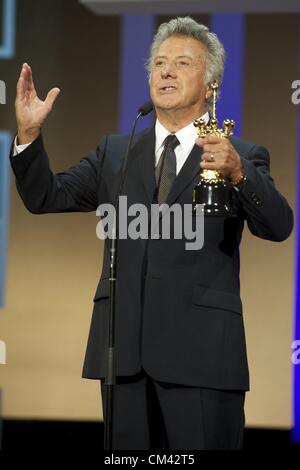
xmin=13 ymin=136 xmax=32 ymax=156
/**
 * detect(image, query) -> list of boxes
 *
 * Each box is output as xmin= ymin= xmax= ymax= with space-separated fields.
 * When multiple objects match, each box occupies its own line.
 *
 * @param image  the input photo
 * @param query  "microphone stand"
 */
xmin=104 ymin=102 xmax=153 ymax=450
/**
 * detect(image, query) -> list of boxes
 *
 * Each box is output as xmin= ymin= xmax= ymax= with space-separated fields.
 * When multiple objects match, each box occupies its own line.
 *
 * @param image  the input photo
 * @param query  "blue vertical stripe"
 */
xmin=0 ymin=0 xmax=16 ymax=58
xmin=0 ymin=0 xmax=16 ymax=306
xmin=293 ymin=20 xmax=300 ymax=443
xmin=0 ymin=132 xmax=11 ymax=307
xmin=119 ymin=15 xmax=155 ymax=133
xmin=210 ymin=14 xmax=245 ymax=136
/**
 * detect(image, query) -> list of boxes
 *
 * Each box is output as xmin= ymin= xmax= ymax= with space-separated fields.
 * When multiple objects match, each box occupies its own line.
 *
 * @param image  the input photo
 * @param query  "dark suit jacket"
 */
xmin=10 ymin=127 xmax=293 ymax=391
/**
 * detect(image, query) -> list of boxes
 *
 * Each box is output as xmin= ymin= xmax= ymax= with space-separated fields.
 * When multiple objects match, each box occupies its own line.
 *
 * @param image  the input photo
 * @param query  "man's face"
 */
xmin=150 ymin=35 xmax=209 ymax=118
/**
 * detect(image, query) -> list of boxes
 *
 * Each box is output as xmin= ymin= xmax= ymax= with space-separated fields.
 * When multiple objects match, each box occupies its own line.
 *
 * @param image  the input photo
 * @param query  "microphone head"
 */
xmin=138 ymin=101 xmax=154 ymax=116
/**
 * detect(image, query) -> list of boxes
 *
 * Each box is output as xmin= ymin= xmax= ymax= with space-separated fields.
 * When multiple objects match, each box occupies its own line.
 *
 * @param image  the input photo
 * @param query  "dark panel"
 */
xmin=1 ymin=419 xmax=300 ymax=450
xmin=244 ymin=14 xmax=299 ymax=203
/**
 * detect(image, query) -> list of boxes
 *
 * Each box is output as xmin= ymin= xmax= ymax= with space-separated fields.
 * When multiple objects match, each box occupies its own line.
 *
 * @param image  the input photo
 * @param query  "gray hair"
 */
xmin=146 ymin=16 xmax=226 ymax=113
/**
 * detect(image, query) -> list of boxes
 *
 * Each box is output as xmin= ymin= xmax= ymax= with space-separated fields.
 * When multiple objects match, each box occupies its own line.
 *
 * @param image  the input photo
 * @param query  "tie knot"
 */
xmin=164 ymin=134 xmax=180 ymax=150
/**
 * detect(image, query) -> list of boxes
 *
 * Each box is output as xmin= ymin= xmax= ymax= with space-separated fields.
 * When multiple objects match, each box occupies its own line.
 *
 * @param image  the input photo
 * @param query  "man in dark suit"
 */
xmin=11 ymin=17 xmax=293 ymax=449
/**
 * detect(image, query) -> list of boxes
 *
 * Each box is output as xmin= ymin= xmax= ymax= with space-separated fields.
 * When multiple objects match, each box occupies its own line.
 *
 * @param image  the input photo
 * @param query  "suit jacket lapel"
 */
xmin=165 ymin=143 xmax=203 ymax=206
xmin=132 ymin=127 xmax=156 ymax=204
xmin=130 ymin=128 xmax=203 ymax=206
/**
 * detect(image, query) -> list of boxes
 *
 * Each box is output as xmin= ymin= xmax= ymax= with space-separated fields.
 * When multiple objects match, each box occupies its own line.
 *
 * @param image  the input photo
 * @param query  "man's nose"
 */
xmin=161 ymin=62 xmax=177 ymax=78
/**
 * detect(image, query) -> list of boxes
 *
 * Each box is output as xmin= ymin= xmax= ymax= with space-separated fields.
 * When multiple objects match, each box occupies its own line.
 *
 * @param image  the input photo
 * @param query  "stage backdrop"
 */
xmin=0 ymin=0 xmax=296 ymax=428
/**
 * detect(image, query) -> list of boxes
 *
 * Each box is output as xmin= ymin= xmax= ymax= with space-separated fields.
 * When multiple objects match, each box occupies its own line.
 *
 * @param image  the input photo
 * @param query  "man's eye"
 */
xmin=177 ymin=60 xmax=190 ymax=67
xmin=155 ymin=61 xmax=164 ymax=67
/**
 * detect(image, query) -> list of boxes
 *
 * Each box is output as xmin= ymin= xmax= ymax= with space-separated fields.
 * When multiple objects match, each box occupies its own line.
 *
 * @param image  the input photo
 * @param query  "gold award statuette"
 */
xmin=193 ymin=81 xmax=236 ymax=216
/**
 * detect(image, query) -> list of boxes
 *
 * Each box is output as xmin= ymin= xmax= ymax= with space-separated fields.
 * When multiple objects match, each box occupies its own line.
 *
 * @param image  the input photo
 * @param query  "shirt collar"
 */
xmin=155 ymin=111 xmax=210 ymax=154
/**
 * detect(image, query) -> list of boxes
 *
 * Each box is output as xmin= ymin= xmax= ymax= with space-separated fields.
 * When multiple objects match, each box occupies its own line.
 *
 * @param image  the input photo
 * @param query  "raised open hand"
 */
xmin=15 ymin=63 xmax=60 ymax=144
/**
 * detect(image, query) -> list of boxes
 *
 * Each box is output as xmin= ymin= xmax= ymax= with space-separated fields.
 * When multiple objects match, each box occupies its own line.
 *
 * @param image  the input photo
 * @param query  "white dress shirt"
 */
xmin=13 ymin=137 xmax=31 ymax=156
xmin=155 ymin=112 xmax=209 ymax=175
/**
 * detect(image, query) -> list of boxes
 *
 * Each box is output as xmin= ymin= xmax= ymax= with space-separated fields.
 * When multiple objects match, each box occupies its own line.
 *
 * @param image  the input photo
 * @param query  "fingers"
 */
xmin=196 ymin=136 xmax=233 ymax=174
xmin=45 ymin=87 xmax=61 ymax=111
xmin=201 ymin=150 xmax=226 ymax=162
xmin=16 ymin=75 xmax=24 ymax=101
xmin=16 ymin=63 xmax=35 ymax=100
xmin=196 ymin=136 xmax=231 ymax=153
xmin=200 ymin=147 xmax=241 ymax=180
xmin=25 ymin=63 xmax=36 ymax=94
xmin=200 ymin=151 xmax=227 ymax=172
xmin=203 ymin=142 xmax=231 ymax=153
xmin=196 ymin=136 xmax=241 ymax=180
xmin=200 ymin=160 xmax=219 ymax=171
xmin=196 ymin=135 xmax=225 ymax=147
xmin=16 ymin=64 xmax=27 ymax=100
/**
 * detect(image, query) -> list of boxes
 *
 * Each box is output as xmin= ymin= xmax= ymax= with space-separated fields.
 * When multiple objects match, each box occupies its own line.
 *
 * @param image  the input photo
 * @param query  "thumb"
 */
xmin=45 ymin=87 xmax=60 ymax=111
xmin=195 ymin=137 xmax=205 ymax=147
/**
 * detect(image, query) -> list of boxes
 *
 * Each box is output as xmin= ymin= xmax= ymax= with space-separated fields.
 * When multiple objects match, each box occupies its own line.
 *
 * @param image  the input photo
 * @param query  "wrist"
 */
xmin=17 ymin=127 xmax=40 ymax=145
xmin=229 ymin=166 xmax=247 ymax=187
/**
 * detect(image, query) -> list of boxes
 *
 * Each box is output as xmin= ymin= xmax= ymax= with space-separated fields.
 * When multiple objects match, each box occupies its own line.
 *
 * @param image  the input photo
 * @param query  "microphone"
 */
xmin=118 ymin=101 xmax=154 ymax=198
xmin=137 ymin=101 xmax=154 ymax=117
xmin=105 ymin=100 xmax=154 ymax=450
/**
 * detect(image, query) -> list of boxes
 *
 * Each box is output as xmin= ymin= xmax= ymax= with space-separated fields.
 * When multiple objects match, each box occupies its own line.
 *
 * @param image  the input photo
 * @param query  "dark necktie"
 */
xmin=155 ymin=134 xmax=180 ymax=204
